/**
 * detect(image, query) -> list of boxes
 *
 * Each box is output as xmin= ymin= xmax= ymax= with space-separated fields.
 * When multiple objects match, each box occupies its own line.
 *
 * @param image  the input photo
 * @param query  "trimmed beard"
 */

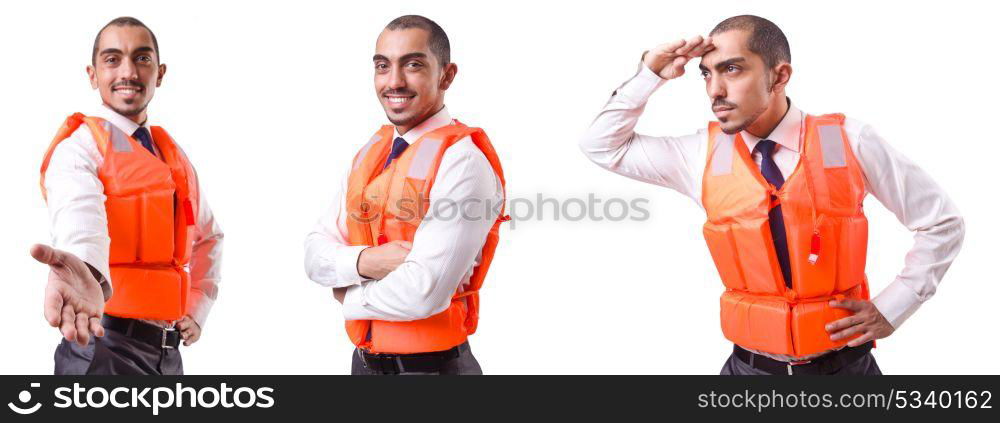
xmin=720 ymin=105 xmax=766 ymax=135
xmin=108 ymin=101 xmax=149 ymax=118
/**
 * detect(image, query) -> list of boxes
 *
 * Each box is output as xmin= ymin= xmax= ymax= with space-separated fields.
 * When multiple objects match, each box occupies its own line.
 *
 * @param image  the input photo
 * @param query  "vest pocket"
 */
xmin=790 ymin=283 xmax=866 ymax=356
xmin=105 ymin=267 xmax=185 ymax=320
xmin=791 ymin=300 xmax=851 ymax=356
xmin=106 ymin=196 xmax=139 ymax=264
xmin=138 ymin=190 xmax=175 ymax=263
xmin=389 ymin=177 xmax=426 ymax=225
xmin=731 ymin=218 xmax=785 ymax=294
xmin=370 ymin=303 xmax=469 ymax=354
xmin=836 ymin=216 xmax=868 ymax=292
xmin=381 ymin=217 xmax=418 ymax=242
xmin=703 ymin=222 xmax=746 ymax=291
xmin=720 ymin=291 xmax=793 ymax=355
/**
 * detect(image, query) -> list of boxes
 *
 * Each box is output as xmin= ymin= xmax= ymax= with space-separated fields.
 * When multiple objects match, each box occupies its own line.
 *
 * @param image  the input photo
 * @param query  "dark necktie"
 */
xmin=133 ymin=127 xmax=155 ymax=155
xmin=754 ymin=140 xmax=792 ymax=288
xmin=382 ymin=137 xmax=409 ymax=170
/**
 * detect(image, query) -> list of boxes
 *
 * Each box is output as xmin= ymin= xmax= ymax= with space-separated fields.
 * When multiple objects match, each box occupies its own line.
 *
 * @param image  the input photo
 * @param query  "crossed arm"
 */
xmin=305 ymin=139 xmax=502 ymax=321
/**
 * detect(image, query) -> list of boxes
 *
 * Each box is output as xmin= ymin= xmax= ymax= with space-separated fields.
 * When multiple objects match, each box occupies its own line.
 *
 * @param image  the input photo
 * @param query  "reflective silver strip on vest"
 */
xmin=407 ymin=138 xmax=442 ymax=179
xmin=818 ymin=125 xmax=846 ymax=168
xmin=710 ymin=133 xmax=735 ymax=175
xmin=354 ymin=134 xmax=380 ymax=170
xmin=102 ymin=121 xmax=133 ymax=153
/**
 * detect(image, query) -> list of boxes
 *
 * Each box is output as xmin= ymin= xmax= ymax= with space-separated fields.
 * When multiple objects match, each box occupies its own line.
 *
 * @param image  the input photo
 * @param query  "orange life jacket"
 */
xmin=343 ymin=121 xmax=507 ymax=354
xmin=40 ymin=113 xmax=198 ymax=321
xmin=702 ymin=114 xmax=870 ymax=356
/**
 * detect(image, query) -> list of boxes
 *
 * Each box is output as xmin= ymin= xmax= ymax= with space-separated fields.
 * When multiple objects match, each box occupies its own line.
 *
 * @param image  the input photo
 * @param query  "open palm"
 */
xmin=30 ymin=244 xmax=105 ymax=346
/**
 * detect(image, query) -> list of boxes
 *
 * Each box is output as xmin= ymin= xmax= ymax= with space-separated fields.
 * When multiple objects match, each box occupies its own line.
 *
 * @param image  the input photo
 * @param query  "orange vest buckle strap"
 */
xmin=343 ymin=121 xmax=507 ymax=354
xmin=40 ymin=113 xmax=199 ymax=321
xmin=702 ymin=113 xmax=870 ymax=357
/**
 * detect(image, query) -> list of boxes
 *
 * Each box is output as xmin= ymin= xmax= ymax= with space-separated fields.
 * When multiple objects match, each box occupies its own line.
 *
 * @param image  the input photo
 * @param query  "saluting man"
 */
xmin=579 ymin=15 xmax=964 ymax=375
xmin=305 ymin=15 xmax=508 ymax=375
xmin=34 ymin=17 xmax=223 ymax=375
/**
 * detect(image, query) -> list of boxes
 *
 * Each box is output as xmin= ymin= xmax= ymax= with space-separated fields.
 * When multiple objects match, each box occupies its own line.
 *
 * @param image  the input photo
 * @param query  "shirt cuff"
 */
xmin=612 ymin=59 xmax=668 ymax=105
xmin=871 ymin=279 xmax=923 ymax=329
xmin=185 ymin=289 xmax=215 ymax=329
xmin=340 ymin=283 xmax=368 ymax=321
xmin=84 ymin=262 xmax=112 ymax=301
xmin=64 ymin=244 xmax=110 ymax=282
xmin=335 ymin=245 xmax=369 ymax=286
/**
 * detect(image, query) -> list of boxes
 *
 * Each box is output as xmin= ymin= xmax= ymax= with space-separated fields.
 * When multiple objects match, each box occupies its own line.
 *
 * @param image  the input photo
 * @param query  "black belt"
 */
xmin=733 ymin=342 xmax=874 ymax=375
xmin=101 ymin=315 xmax=181 ymax=350
xmin=358 ymin=345 xmax=462 ymax=374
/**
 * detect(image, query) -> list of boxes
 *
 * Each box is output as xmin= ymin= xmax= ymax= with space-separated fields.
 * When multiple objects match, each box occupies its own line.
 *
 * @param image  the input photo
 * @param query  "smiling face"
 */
xmin=373 ymin=28 xmax=457 ymax=134
xmin=87 ymin=25 xmax=165 ymax=123
xmin=699 ymin=29 xmax=789 ymax=135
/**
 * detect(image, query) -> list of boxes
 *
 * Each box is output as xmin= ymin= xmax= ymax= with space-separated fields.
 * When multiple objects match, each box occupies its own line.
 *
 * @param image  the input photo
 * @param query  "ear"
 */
xmin=156 ymin=64 xmax=167 ymax=87
xmin=86 ymin=65 xmax=98 ymax=90
xmin=770 ymin=63 xmax=792 ymax=93
xmin=439 ymin=62 xmax=458 ymax=91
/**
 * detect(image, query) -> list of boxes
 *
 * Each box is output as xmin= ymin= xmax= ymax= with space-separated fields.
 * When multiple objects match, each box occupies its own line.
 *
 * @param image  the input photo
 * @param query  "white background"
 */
xmin=0 ymin=0 xmax=996 ymax=374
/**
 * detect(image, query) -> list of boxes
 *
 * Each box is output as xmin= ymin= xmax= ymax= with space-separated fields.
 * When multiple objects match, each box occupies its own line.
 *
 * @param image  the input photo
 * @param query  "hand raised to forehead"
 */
xmin=642 ymin=36 xmax=715 ymax=81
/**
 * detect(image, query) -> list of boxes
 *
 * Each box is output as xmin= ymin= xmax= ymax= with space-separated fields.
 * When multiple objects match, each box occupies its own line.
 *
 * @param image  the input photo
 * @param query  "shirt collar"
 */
xmin=393 ymin=106 xmax=453 ymax=144
xmin=741 ymin=100 xmax=802 ymax=154
xmin=96 ymin=104 xmax=149 ymax=136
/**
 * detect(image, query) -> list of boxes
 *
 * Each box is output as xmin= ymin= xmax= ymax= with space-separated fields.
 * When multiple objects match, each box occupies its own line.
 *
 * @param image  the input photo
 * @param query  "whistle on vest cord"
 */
xmin=808 ymin=230 xmax=821 ymax=265
xmin=377 ymin=233 xmax=388 ymax=245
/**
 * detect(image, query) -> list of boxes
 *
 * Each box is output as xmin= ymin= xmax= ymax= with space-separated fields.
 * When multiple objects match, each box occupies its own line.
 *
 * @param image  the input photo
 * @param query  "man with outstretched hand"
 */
xmin=35 ymin=16 xmax=223 ymax=375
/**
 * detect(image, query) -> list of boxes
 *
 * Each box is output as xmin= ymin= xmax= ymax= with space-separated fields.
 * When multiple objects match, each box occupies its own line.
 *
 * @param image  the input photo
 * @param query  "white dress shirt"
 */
xmin=579 ymin=62 xmax=965 ymax=333
xmin=304 ymin=106 xmax=503 ymax=321
xmin=43 ymin=104 xmax=224 ymax=328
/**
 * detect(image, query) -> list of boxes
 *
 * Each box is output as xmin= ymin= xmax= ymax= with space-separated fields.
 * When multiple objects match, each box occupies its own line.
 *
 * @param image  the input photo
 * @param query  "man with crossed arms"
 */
xmin=305 ymin=15 xmax=506 ymax=375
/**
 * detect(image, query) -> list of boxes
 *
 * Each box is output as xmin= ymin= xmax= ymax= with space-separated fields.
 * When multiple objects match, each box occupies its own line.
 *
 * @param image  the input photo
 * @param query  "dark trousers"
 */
xmin=719 ymin=347 xmax=882 ymax=375
xmin=351 ymin=341 xmax=483 ymax=375
xmin=53 ymin=328 xmax=183 ymax=375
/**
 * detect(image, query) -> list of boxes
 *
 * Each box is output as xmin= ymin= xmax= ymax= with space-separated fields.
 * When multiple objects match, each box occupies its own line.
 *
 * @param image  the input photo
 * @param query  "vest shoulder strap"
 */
xmin=39 ymin=114 xmax=112 ymax=200
xmin=801 ymin=113 xmax=865 ymax=217
xmin=703 ymin=121 xmax=741 ymax=182
xmin=810 ymin=113 xmax=846 ymax=126
xmin=149 ymin=126 xmax=185 ymax=178
xmin=149 ymin=126 xmax=198 ymax=226
xmin=352 ymin=126 xmax=395 ymax=172
xmin=466 ymin=127 xmax=508 ymax=219
xmin=409 ymin=123 xmax=509 ymax=217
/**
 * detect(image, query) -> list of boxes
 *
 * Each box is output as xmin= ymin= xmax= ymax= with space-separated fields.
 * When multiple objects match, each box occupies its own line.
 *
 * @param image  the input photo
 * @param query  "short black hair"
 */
xmin=384 ymin=15 xmax=450 ymax=66
xmin=710 ymin=15 xmax=790 ymax=68
xmin=92 ymin=17 xmax=160 ymax=65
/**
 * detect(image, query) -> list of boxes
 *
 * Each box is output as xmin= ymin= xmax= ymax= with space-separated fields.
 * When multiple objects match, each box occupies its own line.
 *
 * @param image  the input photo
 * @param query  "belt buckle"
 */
xmin=161 ymin=326 xmax=176 ymax=349
xmin=359 ymin=349 xmax=394 ymax=374
xmin=360 ymin=351 xmax=402 ymax=374
xmin=786 ymin=359 xmax=812 ymax=375
xmin=357 ymin=349 xmax=369 ymax=369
